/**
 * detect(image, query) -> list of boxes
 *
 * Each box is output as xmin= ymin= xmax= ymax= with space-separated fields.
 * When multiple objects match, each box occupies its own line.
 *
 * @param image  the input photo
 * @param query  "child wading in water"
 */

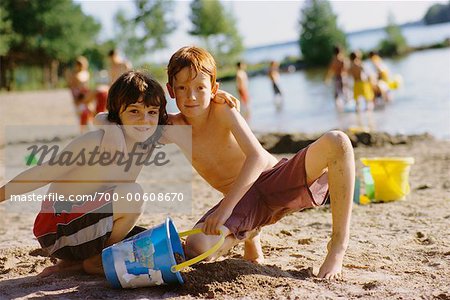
xmin=325 ymin=46 xmax=349 ymax=111
xmin=349 ymin=50 xmax=375 ymax=112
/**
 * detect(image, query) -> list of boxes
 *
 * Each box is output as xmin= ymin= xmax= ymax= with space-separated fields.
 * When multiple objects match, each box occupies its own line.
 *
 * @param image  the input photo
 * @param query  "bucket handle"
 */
xmin=170 ymin=228 xmax=224 ymax=273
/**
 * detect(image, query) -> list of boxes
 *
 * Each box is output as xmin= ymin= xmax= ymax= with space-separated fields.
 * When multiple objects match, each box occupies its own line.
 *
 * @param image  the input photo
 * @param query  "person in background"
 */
xmin=67 ymin=56 xmax=95 ymax=132
xmin=268 ymin=61 xmax=283 ymax=111
xmin=369 ymin=51 xmax=394 ymax=103
xmin=108 ymin=49 xmax=132 ymax=84
xmin=348 ymin=51 xmax=374 ymax=112
xmin=236 ymin=61 xmax=250 ymax=120
xmin=368 ymin=51 xmax=390 ymax=83
xmin=325 ymin=46 xmax=349 ymax=111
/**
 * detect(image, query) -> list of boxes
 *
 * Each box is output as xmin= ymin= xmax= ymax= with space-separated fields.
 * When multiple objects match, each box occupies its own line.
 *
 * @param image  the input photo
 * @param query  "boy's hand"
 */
xmin=100 ymin=124 xmax=128 ymax=159
xmin=202 ymin=204 xmax=233 ymax=235
xmin=213 ymin=90 xmax=240 ymax=112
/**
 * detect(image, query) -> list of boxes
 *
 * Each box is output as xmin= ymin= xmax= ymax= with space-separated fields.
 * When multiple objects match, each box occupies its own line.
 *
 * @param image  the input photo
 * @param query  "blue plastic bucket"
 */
xmin=102 ymin=217 xmax=224 ymax=288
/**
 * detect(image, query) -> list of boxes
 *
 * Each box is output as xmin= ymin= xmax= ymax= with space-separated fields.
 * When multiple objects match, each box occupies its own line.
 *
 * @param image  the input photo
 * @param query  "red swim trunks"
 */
xmin=238 ymin=88 xmax=249 ymax=104
xmin=196 ymin=146 xmax=329 ymax=240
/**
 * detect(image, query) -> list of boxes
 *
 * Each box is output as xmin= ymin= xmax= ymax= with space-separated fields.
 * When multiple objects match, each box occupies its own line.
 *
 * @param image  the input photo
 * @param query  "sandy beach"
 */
xmin=1 ymin=90 xmax=449 ymax=299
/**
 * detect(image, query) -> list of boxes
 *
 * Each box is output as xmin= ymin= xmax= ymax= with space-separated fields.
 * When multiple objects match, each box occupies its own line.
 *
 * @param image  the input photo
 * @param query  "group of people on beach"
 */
xmin=0 ymin=46 xmax=355 ymax=282
xmin=326 ymin=46 xmax=400 ymax=112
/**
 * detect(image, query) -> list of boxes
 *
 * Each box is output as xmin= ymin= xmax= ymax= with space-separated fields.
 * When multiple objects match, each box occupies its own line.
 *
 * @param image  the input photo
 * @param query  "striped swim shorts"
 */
xmin=33 ymin=187 xmax=115 ymax=261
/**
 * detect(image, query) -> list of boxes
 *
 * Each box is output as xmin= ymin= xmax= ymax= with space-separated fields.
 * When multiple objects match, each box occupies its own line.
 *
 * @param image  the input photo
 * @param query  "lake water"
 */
xmin=244 ymin=22 xmax=450 ymax=63
xmin=219 ymin=47 xmax=450 ymax=140
xmin=165 ymin=23 xmax=450 ymax=139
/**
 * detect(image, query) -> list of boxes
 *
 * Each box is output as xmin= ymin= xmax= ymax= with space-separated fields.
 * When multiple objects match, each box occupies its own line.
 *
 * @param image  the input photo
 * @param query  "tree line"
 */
xmin=424 ymin=1 xmax=450 ymax=25
xmin=0 ymin=0 xmax=441 ymax=91
xmin=0 ymin=0 xmax=242 ymax=90
xmin=0 ymin=0 xmax=101 ymax=90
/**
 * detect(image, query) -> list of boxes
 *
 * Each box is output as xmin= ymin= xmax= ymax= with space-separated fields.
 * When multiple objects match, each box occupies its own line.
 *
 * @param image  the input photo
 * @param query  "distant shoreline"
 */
xmin=244 ymin=20 xmax=447 ymax=51
xmin=218 ymin=39 xmax=450 ymax=81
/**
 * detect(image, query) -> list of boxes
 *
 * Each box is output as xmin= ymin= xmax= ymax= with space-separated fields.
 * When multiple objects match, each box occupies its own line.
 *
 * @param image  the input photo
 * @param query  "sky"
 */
xmin=75 ymin=0 xmax=447 ymax=58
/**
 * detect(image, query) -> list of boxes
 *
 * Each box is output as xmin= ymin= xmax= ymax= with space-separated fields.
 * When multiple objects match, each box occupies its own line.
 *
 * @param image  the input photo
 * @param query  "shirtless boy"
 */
xmin=325 ymin=46 xmax=348 ymax=109
xmin=349 ymin=51 xmax=375 ymax=111
xmin=268 ymin=60 xmax=283 ymax=110
xmin=169 ymin=46 xmax=353 ymax=279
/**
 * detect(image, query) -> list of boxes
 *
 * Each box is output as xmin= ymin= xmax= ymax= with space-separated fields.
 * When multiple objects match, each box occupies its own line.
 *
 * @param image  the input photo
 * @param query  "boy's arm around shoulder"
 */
xmin=0 ymin=132 xmax=99 ymax=203
xmin=202 ymin=104 xmax=269 ymax=235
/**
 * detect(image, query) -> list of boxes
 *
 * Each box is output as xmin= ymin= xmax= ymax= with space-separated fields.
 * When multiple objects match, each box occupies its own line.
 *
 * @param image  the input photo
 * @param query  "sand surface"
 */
xmin=1 ymin=90 xmax=449 ymax=299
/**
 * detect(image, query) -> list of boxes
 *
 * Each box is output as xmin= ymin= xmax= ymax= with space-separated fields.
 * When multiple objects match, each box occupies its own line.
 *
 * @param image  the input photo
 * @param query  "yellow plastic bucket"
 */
xmin=360 ymin=157 xmax=414 ymax=202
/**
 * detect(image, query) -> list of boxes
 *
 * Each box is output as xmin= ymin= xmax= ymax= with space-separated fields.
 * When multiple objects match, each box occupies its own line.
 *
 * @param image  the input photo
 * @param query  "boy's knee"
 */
xmin=322 ymin=131 xmax=352 ymax=155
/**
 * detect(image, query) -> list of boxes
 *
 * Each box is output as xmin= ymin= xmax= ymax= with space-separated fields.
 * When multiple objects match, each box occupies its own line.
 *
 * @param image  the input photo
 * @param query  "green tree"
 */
xmin=5 ymin=0 xmax=100 ymax=63
xmin=0 ymin=1 xmax=15 ymax=56
xmin=424 ymin=2 xmax=450 ymax=25
xmin=83 ymin=40 xmax=117 ymax=70
xmin=378 ymin=13 xmax=408 ymax=56
xmin=299 ymin=0 xmax=347 ymax=66
xmin=114 ymin=10 xmax=144 ymax=65
xmin=114 ymin=0 xmax=177 ymax=65
xmin=0 ymin=1 xmax=16 ymax=90
xmin=189 ymin=0 xmax=243 ymax=67
xmin=1 ymin=0 xmax=101 ymax=89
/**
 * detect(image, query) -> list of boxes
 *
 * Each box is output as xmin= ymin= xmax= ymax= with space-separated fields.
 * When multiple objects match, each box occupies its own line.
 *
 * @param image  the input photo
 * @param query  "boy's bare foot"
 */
xmin=37 ymin=260 xmax=83 ymax=277
xmin=243 ymin=230 xmax=264 ymax=264
xmin=82 ymin=255 xmax=104 ymax=275
xmin=317 ymin=243 xmax=346 ymax=280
